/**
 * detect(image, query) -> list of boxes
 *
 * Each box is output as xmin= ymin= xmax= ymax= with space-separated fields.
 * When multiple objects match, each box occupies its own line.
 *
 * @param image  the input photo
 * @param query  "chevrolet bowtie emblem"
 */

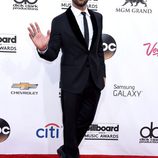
xmin=11 ymin=82 xmax=38 ymax=90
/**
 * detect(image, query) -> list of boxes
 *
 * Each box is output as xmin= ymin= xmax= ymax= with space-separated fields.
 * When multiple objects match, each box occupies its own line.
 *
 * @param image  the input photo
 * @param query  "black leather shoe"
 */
xmin=57 ymin=146 xmax=66 ymax=158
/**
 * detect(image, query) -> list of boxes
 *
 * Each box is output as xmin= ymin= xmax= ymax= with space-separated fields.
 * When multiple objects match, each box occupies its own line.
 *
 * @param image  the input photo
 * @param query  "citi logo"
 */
xmin=0 ymin=35 xmax=16 ymax=44
xmin=36 ymin=123 xmax=60 ymax=139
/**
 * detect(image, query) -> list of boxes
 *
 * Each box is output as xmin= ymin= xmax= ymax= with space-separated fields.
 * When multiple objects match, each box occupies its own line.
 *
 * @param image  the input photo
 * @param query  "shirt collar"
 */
xmin=71 ymin=5 xmax=90 ymax=17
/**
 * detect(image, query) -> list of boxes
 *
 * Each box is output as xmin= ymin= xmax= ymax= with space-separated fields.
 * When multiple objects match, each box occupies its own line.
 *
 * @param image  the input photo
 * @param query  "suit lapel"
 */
xmin=66 ymin=7 xmax=87 ymax=49
xmin=66 ymin=7 xmax=98 ymax=50
xmin=88 ymin=9 xmax=98 ymax=51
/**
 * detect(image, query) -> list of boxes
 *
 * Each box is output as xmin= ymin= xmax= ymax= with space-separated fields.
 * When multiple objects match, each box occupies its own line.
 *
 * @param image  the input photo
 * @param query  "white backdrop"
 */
xmin=1 ymin=0 xmax=158 ymax=156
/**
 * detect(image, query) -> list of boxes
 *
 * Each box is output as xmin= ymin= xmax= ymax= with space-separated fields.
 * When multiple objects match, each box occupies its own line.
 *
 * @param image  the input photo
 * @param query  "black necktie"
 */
xmin=81 ymin=12 xmax=89 ymax=46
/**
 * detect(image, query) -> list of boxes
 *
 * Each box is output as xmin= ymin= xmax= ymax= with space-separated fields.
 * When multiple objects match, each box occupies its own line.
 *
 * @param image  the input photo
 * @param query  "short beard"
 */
xmin=73 ymin=0 xmax=88 ymax=8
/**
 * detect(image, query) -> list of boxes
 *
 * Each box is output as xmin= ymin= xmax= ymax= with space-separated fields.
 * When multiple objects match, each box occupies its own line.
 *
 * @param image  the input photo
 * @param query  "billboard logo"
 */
xmin=0 ymin=118 xmax=11 ymax=143
xmin=85 ymin=123 xmax=119 ymax=141
xmin=0 ymin=34 xmax=17 ymax=53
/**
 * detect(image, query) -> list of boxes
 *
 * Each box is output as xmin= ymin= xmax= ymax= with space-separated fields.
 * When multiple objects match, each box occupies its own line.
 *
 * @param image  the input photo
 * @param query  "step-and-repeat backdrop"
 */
xmin=1 ymin=0 xmax=158 ymax=156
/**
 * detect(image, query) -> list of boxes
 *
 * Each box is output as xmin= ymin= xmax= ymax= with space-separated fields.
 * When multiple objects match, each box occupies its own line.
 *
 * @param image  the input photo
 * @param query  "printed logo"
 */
xmin=87 ymin=0 xmax=98 ymax=11
xmin=61 ymin=0 xmax=98 ymax=11
xmin=144 ymin=42 xmax=158 ymax=57
xmin=14 ymin=0 xmax=38 ymax=4
xmin=36 ymin=123 xmax=61 ymax=139
xmin=0 ymin=34 xmax=17 ymax=53
xmin=116 ymin=0 xmax=152 ymax=14
xmin=139 ymin=122 xmax=158 ymax=143
xmin=102 ymin=34 xmax=117 ymax=60
xmin=122 ymin=0 xmax=147 ymax=7
xmin=113 ymin=84 xmax=143 ymax=97
xmin=11 ymin=82 xmax=38 ymax=95
xmin=61 ymin=0 xmax=71 ymax=10
xmin=0 ymin=118 xmax=11 ymax=143
xmin=12 ymin=82 xmax=38 ymax=90
xmin=13 ymin=0 xmax=38 ymax=10
xmin=84 ymin=123 xmax=119 ymax=141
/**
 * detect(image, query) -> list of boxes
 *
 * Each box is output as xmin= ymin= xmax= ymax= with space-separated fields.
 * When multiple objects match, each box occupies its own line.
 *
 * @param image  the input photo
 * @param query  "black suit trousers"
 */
xmin=60 ymin=73 xmax=101 ymax=158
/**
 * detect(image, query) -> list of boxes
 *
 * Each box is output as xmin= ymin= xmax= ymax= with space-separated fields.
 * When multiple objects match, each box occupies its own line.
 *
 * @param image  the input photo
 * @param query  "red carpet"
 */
xmin=0 ymin=155 xmax=158 ymax=158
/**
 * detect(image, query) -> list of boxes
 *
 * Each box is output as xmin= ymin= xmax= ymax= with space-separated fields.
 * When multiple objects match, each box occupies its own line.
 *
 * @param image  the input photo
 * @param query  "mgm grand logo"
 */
xmin=116 ymin=0 xmax=152 ymax=14
xmin=122 ymin=0 xmax=147 ymax=7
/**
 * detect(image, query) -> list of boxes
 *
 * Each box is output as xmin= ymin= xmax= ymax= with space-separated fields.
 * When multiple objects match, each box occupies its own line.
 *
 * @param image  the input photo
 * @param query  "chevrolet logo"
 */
xmin=11 ymin=82 xmax=38 ymax=90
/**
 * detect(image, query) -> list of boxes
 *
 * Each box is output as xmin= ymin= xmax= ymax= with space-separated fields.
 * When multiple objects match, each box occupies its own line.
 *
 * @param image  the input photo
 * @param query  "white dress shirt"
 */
xmin=39 ymin=6 xmax=93 ymax=53
xmin=71 ymin=6 xmax=93 ymax=50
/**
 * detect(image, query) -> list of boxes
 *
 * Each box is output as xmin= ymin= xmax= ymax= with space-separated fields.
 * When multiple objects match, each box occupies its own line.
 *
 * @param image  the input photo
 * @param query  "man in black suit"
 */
xmin=28 ymin=0 xmax=105 ymax=157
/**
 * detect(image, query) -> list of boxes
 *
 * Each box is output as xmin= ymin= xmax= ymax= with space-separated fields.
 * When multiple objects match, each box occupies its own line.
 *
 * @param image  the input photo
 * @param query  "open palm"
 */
xmin=28 ymin=22 xmax=51 ymax=51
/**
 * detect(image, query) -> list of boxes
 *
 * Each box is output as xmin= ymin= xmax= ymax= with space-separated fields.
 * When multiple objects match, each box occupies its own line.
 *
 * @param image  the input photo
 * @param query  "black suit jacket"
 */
xmin=39 ymin=7 xmax=106 ymax=93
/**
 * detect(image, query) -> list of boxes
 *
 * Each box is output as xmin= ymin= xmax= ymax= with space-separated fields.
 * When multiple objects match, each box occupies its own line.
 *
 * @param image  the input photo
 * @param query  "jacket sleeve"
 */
xmin=38 ymin=18 xmax=62 ymax=62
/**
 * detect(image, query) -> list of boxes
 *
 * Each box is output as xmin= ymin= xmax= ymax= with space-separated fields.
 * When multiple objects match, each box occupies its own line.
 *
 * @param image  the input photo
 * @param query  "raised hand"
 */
xmin=28 ymin=22 xmax=51 ymax=51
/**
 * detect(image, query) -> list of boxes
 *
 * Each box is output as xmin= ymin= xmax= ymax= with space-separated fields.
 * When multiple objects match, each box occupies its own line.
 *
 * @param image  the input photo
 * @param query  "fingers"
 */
xmin=35 ymin=22 xmax=41 ymax=33
xmin=28 ymin=22 xmax=40 ymax=39
xmin=30 ymin=23 xmax=37 ymax=35
xmin=27 ymin=27 xmax=34 ymax=39
xmin=46 ymin=30 xmax=51 ymax=40
xmin=47 ymin=30 xmax=51 ymax=36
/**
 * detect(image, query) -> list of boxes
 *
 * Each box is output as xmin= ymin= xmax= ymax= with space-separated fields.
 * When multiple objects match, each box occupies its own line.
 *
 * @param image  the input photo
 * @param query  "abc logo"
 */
xmin=102 ymin=34 xmax=117 ymax=60
xmin=0 ymin=118 xmax=11 ymax=143
xmin=140 ymin=122 xmax=158 ymax=138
